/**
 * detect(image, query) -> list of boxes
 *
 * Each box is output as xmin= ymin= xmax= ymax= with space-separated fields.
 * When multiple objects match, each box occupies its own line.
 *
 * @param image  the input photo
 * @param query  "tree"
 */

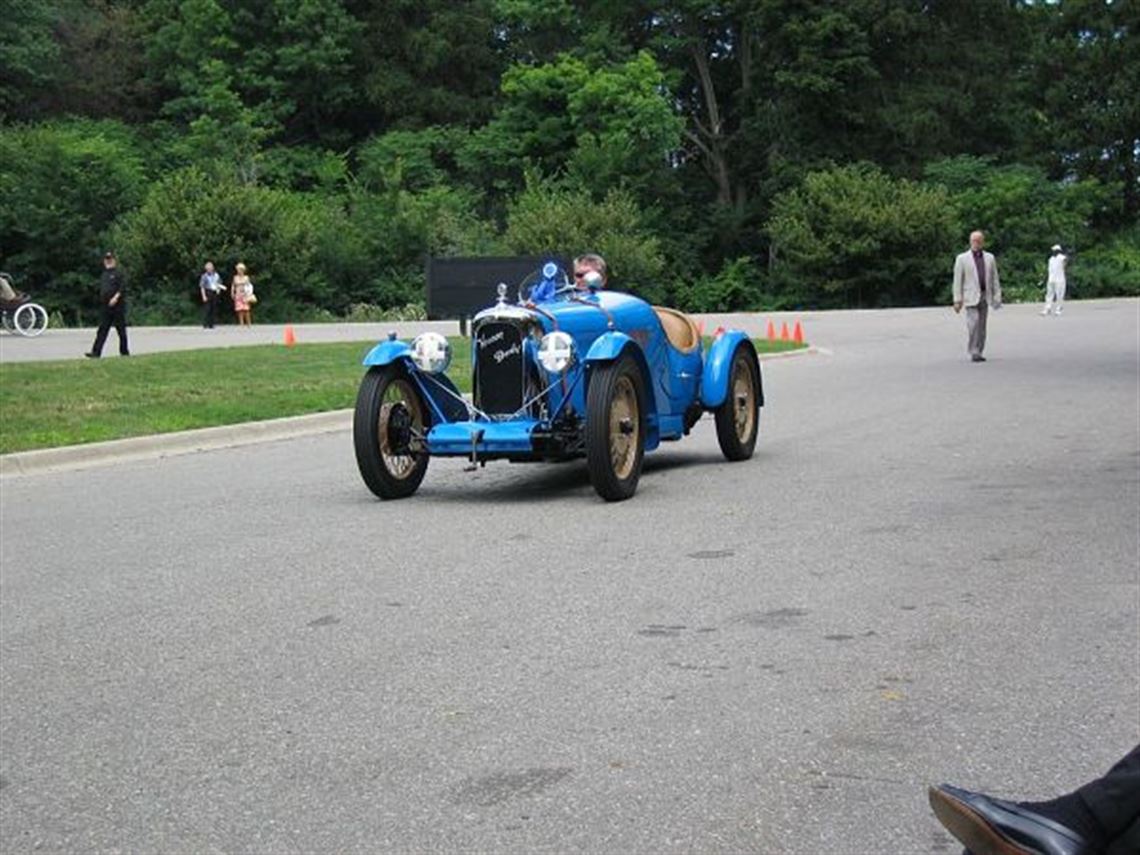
xmin=40 ymin=0 xmax=154 ymax=123
xmin=0 ymin=0 xmax=61 ymax=119
xmin=462 ymin=51 xmax=682 ymax=209
xmin=139 ymin=0 xmax=359 ymax=173
xmin=850 ymin=0 xmax=1037 ymax=173
xmin=355 ymin=127 xmax=470 ymax=193
xmin=1031 ymin=0 xmax=1140 ymax=222
xmin=345 ymin=0 xmax=502 ymax=132
xmin=0 ymin=120 xmax=147 ymax=321
xmin=224 ymin=0 xmax=361 ymax=142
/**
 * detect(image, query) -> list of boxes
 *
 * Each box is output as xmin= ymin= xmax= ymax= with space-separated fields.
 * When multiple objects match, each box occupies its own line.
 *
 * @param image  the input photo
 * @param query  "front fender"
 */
xmin=360 ymin=340 xmax=467 ymax=424
xmin=362 ymin=340 xmax=411 ymax=367
xmin=701 ymin=331 xmax=763 ymax=408
xmin=584 ymin=332 xmax=659 ymax=448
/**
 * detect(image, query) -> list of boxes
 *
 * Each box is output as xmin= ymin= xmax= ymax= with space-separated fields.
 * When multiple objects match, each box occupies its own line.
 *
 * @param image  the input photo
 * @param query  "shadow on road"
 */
xmin=342 ymin=447 xmax=728 ymax=505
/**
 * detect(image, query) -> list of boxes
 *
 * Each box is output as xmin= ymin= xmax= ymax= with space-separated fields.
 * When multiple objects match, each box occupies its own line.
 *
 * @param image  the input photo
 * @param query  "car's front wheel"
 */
xmin=354 ymin=365 xmax=430 ymax=499
xmin=586 ymin=354 xmax=646 ymax=501
xmin=714 ymin=344 xmax=761 ymax=461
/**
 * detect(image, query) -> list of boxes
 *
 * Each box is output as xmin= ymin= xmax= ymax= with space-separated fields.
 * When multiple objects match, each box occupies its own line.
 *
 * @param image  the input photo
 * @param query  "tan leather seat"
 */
xmin=653 ymin=306 xmax=701 ymax=353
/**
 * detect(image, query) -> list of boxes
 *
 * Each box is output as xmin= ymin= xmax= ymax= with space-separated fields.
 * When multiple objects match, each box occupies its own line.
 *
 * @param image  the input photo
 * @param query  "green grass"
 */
xmin=742 ymin=338 xmax=805 ymax=354
xmin=0 ymin=336 xmax=805 ymax=453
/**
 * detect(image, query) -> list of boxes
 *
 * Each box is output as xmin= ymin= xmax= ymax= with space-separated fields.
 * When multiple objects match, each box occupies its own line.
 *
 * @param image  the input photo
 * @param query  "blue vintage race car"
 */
xmin=353 ymin=262 xmax=763 ymax=501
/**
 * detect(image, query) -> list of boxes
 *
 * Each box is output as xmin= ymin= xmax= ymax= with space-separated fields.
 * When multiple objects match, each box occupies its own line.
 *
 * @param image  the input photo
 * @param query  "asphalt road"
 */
xmin=1 ymin=301 xmax=1137 ymax=854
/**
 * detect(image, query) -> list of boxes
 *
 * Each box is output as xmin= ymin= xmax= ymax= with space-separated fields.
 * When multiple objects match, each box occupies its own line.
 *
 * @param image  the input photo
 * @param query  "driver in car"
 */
xmin=572 ymin=253 xmax=607 ymax=292
xmin=527 ymin=253 xmax=608 ymax=305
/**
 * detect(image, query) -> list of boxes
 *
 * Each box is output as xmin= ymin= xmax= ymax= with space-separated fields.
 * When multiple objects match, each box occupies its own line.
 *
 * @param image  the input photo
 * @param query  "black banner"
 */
xmin=426 ymin=256 xmax=567 ymax=319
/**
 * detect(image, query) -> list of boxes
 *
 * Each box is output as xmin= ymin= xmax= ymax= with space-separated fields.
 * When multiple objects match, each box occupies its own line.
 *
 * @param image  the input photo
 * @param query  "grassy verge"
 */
xmin=0 ymin=337 xmax=805 ymax=453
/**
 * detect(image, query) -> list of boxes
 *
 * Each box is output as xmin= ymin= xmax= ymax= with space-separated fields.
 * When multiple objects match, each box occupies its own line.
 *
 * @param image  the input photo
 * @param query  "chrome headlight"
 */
xmin=410 ymin=332 xmax=451 ymax=374
xmin=537 ymin=331 xmax=576 ymax=375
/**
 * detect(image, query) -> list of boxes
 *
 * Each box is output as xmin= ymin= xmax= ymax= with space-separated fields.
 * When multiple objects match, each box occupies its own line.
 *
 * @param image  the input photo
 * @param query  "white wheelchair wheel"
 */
xmin=13 ymin=302 xmax=48 ymax=337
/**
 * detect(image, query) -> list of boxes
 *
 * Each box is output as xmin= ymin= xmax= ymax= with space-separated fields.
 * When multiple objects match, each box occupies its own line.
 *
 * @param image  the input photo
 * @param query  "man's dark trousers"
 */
xmin=1081 ymin=745 xmax=1140 ymax=854
xmin=91 ymin=302 xmax=129 ymax=356
xmin=203 ymin=291 xmax=219 ymax=328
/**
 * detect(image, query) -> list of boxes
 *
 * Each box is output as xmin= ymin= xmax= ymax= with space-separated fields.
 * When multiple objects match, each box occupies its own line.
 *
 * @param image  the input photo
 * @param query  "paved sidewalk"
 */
xmin=0 ymin=320 xmax=463 ymax=363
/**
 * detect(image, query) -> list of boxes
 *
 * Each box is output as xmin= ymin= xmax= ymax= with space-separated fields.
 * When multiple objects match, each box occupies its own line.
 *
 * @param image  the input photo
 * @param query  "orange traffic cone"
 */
xmin=793 ymin=320 xmax=803 ymax=344
xmin=767 ymin=320 xmax=776 ymax=340
xmin=780 ymin=321 xmax=790 ymax=341
xmin=283 ymin=324 xmax=296 ymax=347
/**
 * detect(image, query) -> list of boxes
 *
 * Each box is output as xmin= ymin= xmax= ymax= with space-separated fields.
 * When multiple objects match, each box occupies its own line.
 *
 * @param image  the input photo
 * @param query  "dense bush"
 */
xmin=1071 ymin=227 xmax=1140 ymax=299
xmin=109 ymin=165 xmax=495 ymax=322
xmin=673 ymin=257 xmax=761 ymax=313
xmin=767 ymin=164 xmax=958 ymax=308
xmin=924 ymin=156 xmax=1110 ymax=302
xmin=0 ymin=121 xmax=147 ymax=322
xmin=109 ymin=165 xmax=313 ymax=320
xmin=501 ymin=175 xmax=668 ymax=303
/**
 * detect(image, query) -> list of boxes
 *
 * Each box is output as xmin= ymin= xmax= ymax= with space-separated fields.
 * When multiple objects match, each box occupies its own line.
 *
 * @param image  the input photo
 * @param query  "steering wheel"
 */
xmin=518 ymin=261 xmax=571 ymax=304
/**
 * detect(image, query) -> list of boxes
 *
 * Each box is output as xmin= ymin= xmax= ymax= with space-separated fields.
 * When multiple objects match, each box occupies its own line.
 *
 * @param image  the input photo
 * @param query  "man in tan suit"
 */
xmin=953 ymin=230 xmax=1002 ymax=362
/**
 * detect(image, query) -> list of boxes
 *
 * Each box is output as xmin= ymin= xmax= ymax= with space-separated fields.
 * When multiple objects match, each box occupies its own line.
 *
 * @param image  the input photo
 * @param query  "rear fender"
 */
xmin=584 ymin=332 xmax=659 ymax=448
xmin=701 ymin=332 xmax=763 ymax=408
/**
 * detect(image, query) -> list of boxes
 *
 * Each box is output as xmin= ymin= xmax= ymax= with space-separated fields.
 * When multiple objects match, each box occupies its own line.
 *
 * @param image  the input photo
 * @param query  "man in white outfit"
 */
xmin=1042 ymin=244 xmax=1068 ymax=315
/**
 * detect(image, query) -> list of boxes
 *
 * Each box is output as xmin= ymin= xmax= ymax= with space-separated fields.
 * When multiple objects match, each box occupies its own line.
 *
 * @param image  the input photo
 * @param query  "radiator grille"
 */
xmin=473 ymin=321 xmax=526 ymax=415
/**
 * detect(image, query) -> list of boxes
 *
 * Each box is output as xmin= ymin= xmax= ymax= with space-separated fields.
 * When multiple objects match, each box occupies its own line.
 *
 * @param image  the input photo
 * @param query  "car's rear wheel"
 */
xmin=714 ymin=344 xmax=760 ymax=461
xmin=586 ymin=354 xmax=645 ymax=501
xmin=354 ymin=365 xmax=430 ymax=499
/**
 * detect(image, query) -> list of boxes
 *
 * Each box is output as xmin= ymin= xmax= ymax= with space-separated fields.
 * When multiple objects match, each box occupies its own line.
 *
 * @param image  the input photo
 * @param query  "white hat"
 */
xmin=1051 ymin=244 xmax=1062 ymax=251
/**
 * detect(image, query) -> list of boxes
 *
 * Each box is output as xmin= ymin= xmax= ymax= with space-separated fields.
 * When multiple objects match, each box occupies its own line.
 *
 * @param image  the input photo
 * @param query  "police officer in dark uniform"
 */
xmin=85 ymin=251 xmax=130 ymax=358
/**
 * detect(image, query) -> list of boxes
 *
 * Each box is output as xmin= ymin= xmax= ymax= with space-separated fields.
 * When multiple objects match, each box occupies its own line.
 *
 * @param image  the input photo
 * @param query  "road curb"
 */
xmin=760 ymin=345 xmax=821 ymax=360
xmin=0 ymin=409 xmax=352 ymax=479
xmin=0 ymin=347 xmax=816 ymax=479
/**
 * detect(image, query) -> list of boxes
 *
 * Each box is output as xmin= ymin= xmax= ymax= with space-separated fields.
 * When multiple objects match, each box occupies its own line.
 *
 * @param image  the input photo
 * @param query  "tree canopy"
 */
xmin=1 ymin=0 xmax=1136 ymax=323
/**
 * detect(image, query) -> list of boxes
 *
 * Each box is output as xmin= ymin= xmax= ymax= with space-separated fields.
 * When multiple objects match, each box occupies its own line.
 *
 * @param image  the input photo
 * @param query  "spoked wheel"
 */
xmin=354 ymin=365 xmax=430 ymax=499
xmin=586 ymin=354 xmax=646 ymax=501
xmin=13 ymin=303 xmax=48 ymax=337
xmin=714 ymin=344 xmax=761 ymax=461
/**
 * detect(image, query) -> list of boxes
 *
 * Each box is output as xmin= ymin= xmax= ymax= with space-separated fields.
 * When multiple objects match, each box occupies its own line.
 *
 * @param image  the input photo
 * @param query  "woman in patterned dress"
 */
xmin=230 ymin=262 xmax=254 ymax=327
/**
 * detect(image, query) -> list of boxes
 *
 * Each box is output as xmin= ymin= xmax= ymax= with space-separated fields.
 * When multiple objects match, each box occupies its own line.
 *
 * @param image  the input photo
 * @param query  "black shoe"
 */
xmin=971 ymin=355 xmax=987 ymax=362
xmin=84 ymin=351 xmax=99 ymax=359
xmin=929 ymin=784 xmax=1093 ymax=855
